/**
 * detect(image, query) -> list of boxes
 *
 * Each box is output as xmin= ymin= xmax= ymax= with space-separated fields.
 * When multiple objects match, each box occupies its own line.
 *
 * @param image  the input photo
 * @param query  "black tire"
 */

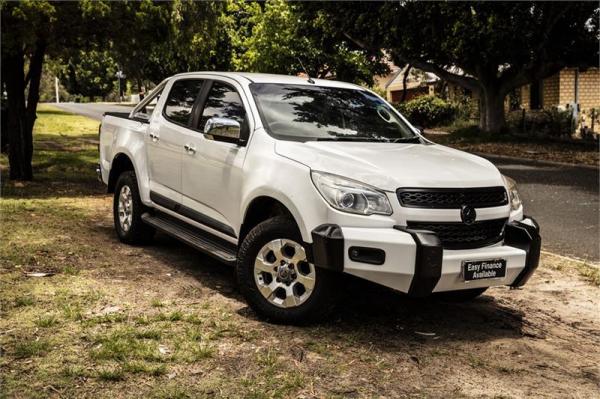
xmin=435 ymin=287 xmax=488 ymax=302
xmin=113 ymin=171 xmax=155 ymax=245
xmin=236 ymin=216 xmax=337 ymax=325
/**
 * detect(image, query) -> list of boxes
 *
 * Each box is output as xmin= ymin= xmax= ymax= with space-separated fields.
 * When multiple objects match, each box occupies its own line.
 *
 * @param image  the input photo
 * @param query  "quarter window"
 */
xmin=164 ymin=79 xmax=204 ymax=126
xmin=199 ymin=82 xmax=247 ymax=132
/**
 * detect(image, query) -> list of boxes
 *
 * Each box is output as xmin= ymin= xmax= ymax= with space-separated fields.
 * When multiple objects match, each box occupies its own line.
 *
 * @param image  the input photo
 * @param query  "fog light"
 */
xmin=348 ymin=246 xmax=385 ymax=265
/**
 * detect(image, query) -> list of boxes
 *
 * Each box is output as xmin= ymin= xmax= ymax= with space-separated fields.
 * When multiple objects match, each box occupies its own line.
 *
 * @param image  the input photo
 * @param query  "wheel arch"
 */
xmin=108 ymin=152 xmax=137 ymax=193
xmin=240 ymin=195 xmax=305 ymax=243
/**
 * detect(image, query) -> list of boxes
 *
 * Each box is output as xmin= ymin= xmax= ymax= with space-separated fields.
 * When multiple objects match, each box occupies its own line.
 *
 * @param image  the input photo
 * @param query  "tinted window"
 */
xmin=250 ymin=83 xmax=418 ymax=142
xmin=199 ymin=82 xmax=246 ymax=132
xmin=164 ymin=80 xmax=204 ymax=125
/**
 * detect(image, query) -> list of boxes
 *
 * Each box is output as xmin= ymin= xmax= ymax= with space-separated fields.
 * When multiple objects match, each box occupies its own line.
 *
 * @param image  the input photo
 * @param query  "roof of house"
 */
xmin=386 ymin=66 xmax=439 ymax=92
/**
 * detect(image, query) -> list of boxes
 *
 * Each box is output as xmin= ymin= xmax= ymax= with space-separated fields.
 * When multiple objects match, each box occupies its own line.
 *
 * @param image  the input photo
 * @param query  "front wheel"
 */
xmin=236 ymin=217 xmax=337 ymax=324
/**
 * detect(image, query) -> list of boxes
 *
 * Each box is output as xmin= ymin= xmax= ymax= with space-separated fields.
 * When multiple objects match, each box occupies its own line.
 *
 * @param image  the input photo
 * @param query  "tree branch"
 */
xmin=500 ymin=62 xmax=565 ymax=94
xmin=393 ymin=54 xmax=481 ymax=93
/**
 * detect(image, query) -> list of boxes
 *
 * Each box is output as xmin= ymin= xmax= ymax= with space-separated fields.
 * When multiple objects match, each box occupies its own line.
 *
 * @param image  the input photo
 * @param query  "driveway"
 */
xmin=53 ymin=103 xmax=600 ymax=261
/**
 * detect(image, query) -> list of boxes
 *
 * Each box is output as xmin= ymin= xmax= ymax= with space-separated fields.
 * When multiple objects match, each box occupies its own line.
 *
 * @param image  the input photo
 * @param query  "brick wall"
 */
xmin=520 ymin=67 xmax=599 ymax=112
xmin=543 ymin=73 xmax=560 ymax=107
xmin=521 ymin=84 xmax=531 ymax=109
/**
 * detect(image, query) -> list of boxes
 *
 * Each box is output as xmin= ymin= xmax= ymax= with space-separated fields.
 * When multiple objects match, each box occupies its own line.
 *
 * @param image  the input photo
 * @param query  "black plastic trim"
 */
xmin=311 ymin=224 xmax=344 ymax=272
xmin=506 ymin=217 xmax=541 ymax=287
xmin=348 ymin=246 xmax=386 ymax=265
xmin=104 ymin=111 xmax=131 ymax=120
xmin=406 ymin=218 xmax=507 ymax=250
xmin=397 ymin=186 xmax=509 ymax=209
xmin=394 ymin=226 xmax=443 ymax=297
xmin=149 ymin=191 xmax=237 ymax=238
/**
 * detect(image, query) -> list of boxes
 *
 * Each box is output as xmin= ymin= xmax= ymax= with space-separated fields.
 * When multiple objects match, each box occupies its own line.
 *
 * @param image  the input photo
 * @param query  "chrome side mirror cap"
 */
xmin=204 ymin=117 xmax=241 ymax=140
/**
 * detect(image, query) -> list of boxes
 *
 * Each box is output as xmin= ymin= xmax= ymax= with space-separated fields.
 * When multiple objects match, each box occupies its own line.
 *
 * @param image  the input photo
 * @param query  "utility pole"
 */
xmin=55 ymin=77 xmax=60 ymax=104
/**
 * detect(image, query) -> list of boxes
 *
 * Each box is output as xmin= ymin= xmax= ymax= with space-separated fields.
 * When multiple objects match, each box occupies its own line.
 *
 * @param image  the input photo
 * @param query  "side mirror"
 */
xmin=413 ymin=125 xmax=424 ymax=134
xmin=132 ymin=111 xmax=150 ymax=123
xmin=204 ymin=117 xmax=241 ymax=141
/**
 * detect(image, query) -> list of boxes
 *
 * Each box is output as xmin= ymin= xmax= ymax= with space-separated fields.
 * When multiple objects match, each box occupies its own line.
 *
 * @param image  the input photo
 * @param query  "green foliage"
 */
xmin=230 ymin=0 xmax=388 ymax=85
xmin=299 ymin=2 xmax=598 ymax=132
xmin=395 ymin=96 xmax=457 ymax=128
xmin=54 ymin=49 xmax=118 ymax=100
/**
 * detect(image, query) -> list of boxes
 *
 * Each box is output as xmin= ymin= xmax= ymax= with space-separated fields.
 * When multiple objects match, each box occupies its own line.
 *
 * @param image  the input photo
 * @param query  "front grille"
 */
xmin=407 ymin=218 xmax=507 ymax=249
xmin=397 ymin=187 xmax=508 ymax=209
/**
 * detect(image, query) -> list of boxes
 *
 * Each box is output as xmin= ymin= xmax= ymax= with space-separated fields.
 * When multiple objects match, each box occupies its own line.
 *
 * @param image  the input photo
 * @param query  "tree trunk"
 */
xmin=3 ymin=40 xmax=46 ymax=180
xmin=401 ymin=65 xmax=412 ymax=102
xmin=479 ymin=86 xmax=506 ymax=134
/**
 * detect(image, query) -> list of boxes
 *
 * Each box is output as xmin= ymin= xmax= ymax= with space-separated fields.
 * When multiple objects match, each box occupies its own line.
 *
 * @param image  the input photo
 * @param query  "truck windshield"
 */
xmin=250 ymin=83 xmax=419 ymax=142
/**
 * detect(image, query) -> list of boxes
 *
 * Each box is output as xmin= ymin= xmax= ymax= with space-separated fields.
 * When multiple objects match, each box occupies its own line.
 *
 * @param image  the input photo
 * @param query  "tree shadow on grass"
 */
xmin=95 ymin=227 xmax=527 ymax=351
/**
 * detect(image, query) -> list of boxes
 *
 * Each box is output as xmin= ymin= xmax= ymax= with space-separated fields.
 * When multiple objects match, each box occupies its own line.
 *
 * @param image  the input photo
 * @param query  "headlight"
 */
xmin=311 ymin=171 xmax=393 ymax=216
xmin=502 ymin=175 xmax=522 ymax=211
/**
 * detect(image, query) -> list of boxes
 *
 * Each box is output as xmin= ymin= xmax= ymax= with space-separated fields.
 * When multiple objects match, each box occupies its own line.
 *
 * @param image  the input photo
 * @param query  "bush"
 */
xmin=395 ymin=96 xmax=457 ymax=128
xmin=506 ymin=108 xmax=574 ymax=138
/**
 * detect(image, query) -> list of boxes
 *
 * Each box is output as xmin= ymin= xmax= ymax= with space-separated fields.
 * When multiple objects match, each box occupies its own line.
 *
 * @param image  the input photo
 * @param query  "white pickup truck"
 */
xmin=98 ymin=72 xmax=541 ymax=324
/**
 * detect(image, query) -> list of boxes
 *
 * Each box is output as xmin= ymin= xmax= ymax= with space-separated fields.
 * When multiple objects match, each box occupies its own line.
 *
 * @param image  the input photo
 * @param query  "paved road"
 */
xmin=55 ymin=103 xmax=599 ymax=261
xmin=482 ymin=155 xmax=598 ymax=262
xmin=54 ymin=102 xmax=134 ymax=121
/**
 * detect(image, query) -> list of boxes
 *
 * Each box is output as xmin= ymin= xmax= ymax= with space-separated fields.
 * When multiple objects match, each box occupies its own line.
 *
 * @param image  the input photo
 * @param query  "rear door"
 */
xmin=179 ymin=78 xmax=252 ymax=239
xmin=146 ymin=78 xmax=204 ymax=206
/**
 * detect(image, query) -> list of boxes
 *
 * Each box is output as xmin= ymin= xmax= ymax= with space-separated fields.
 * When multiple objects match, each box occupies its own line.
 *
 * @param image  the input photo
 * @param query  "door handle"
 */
xmin=184 ymin=144 xmax=196 ymax=154
xmin=149 ymin=132 xmax=159 ymax=142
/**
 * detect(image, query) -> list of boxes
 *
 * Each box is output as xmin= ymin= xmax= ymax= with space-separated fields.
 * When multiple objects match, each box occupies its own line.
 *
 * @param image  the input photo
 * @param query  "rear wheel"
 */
xmin=236 ymin=216 xmax=337 ymax=324
xmin=113 ymin=171 xmax=155 ymax=244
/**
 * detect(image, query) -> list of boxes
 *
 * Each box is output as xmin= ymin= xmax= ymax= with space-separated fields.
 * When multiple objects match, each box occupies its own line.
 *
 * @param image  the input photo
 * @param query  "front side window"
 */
xmin=164 ymin=79 xmax=204 ymax=126
xmin=199 ymin=82 xmax=246 ymax=132
xmin=250 ymin=83 xmax=419 ymax=142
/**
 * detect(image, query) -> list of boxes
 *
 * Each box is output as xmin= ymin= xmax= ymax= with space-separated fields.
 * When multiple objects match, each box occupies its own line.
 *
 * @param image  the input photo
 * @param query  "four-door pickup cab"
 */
xmin=98 ymin=72 xmax=541 ymax=324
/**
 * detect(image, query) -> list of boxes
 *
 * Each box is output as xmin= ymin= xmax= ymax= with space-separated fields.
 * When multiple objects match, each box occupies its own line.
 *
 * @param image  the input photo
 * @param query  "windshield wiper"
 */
xmin=314 ymin=137 xmax=387 ymax=142
xmin=390 ymin=136 xmax=422 ymax=143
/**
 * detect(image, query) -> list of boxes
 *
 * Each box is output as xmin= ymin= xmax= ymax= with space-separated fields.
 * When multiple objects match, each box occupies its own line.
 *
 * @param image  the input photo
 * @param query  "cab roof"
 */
xmin=171 ymin=71 xmax=362 ymax=90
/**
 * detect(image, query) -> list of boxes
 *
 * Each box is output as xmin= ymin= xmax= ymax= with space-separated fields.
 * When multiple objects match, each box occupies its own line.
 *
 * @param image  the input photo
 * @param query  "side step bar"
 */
xmin=141 ymin=212 xmax=237 ymax=265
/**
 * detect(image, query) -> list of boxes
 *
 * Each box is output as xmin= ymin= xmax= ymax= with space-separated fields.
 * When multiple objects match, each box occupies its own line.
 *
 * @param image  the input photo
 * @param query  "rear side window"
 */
xmin=164 ymin=79 xmax=204 ymax=126
xmin=199 ymin=81 xmax=247 ymax=132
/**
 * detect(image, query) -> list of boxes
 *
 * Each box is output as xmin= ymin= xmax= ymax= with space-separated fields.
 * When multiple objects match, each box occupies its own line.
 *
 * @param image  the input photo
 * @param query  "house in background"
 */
xmin=519 ymin=67 xmax=599 ymax=131
xmin=375 ymin=65 xmax=440 ymax=103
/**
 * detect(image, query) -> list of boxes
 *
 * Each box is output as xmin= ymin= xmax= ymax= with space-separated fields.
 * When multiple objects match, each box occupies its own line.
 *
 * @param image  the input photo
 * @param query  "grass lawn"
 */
xmin=1 ymin=105 xmax=599 ymax=398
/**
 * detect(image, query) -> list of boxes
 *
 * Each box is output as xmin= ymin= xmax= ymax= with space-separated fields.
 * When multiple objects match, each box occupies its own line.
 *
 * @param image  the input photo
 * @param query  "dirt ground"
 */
xmin=1 ymin=191 xmax=599 ymax=399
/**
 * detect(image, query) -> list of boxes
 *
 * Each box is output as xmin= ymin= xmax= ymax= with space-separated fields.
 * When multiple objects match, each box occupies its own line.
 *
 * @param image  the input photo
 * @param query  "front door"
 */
xmin=146 ymin=79 xmax=204 ymax=204
xmin=180 ymin=79 xmax=251 ymax=239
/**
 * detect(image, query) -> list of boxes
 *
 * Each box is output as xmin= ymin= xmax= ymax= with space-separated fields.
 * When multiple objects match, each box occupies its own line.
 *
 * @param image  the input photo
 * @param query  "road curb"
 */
xmin=473 ymin=152 xmax=599 ymax=171
xmin=541 ymin=250 xmax=600 ymax=268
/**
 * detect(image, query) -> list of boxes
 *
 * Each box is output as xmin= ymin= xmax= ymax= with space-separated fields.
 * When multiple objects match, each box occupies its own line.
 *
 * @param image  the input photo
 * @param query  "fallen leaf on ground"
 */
xmin=414 ymin=331 xmax=436 ymax=336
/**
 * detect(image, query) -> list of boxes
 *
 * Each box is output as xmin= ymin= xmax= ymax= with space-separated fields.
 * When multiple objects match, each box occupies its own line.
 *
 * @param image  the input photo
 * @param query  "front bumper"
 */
xmin=311 ymin=217 xmax=541 ymax=296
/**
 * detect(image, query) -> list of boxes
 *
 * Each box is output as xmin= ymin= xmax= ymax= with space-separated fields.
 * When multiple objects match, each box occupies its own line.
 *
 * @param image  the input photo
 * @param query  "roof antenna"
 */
xmin=297 ymin=57 xmax=315 ymax=84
